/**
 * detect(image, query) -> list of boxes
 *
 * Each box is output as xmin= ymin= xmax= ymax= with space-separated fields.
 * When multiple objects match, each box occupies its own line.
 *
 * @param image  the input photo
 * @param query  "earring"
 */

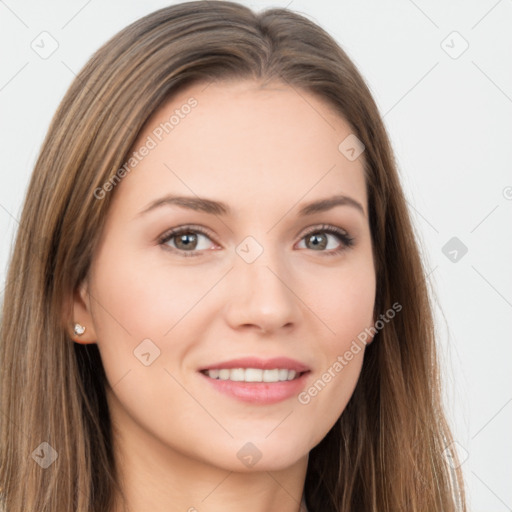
xmin=73 ymin=323 xmax=86 ymax=336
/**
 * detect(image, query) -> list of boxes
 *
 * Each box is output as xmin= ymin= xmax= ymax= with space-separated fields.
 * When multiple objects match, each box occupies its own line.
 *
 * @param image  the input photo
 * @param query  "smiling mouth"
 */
xmin=200 ymin=368 xmax=308 ymax=383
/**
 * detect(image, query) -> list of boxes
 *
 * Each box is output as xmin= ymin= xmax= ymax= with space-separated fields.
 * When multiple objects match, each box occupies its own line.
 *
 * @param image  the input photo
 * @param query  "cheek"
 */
xmin=296 ymin=279 xmax=373 ymax=442
xmin=309 ymin=256 xmax=376 ymax=349
xmin=90 ymin=244 xmax=212 ymax=341
xmin=88 ymin=242 xmax=224 ymax=390
xmin=294 ymin=258 xmax=374 ymax=434
xmin=88 ymin=245 xmax=204 ymax=423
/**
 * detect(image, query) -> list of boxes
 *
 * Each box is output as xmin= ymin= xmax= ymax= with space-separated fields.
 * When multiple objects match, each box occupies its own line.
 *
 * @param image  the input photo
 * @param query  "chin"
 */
xmin=209 ymin=438 xmax=310 ymax=473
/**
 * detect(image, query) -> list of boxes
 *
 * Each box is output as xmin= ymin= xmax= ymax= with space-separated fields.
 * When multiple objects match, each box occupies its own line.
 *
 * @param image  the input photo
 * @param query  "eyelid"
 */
xmin=300 ymin=223 xmax=350 ymax=238
xmin=157 ymin=224 xmax=216 ymax=242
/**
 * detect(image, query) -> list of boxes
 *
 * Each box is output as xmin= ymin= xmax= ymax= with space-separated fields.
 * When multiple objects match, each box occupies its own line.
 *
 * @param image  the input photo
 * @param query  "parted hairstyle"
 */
xmin=0 ymin=1 xmax=466 ymax=510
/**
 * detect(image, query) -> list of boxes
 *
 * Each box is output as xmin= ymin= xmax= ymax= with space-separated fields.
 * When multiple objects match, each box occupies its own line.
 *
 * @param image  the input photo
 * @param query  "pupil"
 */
xmin=177 ymin=233 xmax=197 ymax=249
xmin=309 ymin=233 xmax=326 ymax=250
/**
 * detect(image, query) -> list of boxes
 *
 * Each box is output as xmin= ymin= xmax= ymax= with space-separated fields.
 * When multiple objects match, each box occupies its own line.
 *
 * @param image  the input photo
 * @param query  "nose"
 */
xmin=223 ymin=248 xmax=301 ymax=334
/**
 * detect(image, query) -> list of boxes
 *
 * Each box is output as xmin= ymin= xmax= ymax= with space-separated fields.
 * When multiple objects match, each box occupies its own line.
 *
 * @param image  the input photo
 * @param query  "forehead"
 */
xmin=113 ymin=79 xmax=367 ymax=218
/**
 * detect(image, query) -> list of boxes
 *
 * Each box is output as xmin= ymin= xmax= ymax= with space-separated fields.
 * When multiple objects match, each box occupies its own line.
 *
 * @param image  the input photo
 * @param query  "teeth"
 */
xmin=204 ymin=368 xmax=299 ymax=383
xmin=245 ymin=368 xmax=262 ymax=382
xmin=278 ymin=368 xmax=289 ymax=381
xmin=229 ymin=368 xmax=245 ymax=381
xmin=263 ymin=369 xmax=278 ymax=382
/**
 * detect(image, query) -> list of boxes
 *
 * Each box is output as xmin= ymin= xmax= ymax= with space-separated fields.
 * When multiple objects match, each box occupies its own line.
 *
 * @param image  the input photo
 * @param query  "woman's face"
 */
xmin=75 ymin=79 xmax=376 ymax=472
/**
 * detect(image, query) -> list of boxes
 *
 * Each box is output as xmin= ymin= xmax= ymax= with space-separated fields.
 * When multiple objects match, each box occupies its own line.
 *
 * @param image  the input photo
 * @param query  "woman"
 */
xmin=0 ymin=1 xmax=466 ymax=510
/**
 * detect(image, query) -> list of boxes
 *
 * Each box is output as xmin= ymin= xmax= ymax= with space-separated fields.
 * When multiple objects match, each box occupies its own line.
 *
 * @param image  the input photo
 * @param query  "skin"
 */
xmin=72 ymin=79 xmax=376 ymax=512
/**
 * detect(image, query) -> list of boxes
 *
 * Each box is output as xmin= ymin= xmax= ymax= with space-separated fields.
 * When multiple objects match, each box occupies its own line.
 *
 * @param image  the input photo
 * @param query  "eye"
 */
xmin=297 ymin=224 xmax=355 ymax=255
xmin=158 ymin=225 xmax=217 ymax=257
xmin=158 ymin=223 xmax=355 ymax=258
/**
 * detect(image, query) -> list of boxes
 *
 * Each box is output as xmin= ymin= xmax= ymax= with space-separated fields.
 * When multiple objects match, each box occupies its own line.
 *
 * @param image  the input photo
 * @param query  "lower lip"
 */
xmin=199 ymin=371 xmax=310 ymax=404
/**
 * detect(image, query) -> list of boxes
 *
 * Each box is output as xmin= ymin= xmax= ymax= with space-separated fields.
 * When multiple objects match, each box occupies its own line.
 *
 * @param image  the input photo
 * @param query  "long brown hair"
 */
xmin=0 ymin=1 xmax=466 ymax=510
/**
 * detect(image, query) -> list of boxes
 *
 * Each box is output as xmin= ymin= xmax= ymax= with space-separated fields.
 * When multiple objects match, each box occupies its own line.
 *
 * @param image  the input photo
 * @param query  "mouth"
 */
xmin=198 ymin=357 xmax=311 ymax=404
xmin=200 ymin=368 xmax=308 ymax=382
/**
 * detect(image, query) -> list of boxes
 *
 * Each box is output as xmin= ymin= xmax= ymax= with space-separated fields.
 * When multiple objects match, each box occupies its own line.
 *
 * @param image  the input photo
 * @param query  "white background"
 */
xmin=0 ymin=1 xmax=511 ymax=510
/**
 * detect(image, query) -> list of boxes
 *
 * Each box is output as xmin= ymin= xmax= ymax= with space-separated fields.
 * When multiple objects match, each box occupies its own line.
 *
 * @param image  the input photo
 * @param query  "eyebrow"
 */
xmin=137 ymin=193 xmax=365 ymax=218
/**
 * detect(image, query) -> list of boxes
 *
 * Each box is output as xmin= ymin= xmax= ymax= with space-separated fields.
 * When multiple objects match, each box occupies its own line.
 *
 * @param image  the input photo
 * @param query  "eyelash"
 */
xmin=157 ymin=223 xmax=355 ymax=258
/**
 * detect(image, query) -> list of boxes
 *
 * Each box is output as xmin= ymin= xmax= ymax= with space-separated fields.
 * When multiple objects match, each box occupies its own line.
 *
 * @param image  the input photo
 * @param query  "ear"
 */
xmin=68 ymin=279 xmax=98 ymax=344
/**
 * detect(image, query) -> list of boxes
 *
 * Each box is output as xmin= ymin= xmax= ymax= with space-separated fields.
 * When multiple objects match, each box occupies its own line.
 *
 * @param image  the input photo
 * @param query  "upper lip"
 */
xmin=199 ymin=357 xmax=310 ymax=373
